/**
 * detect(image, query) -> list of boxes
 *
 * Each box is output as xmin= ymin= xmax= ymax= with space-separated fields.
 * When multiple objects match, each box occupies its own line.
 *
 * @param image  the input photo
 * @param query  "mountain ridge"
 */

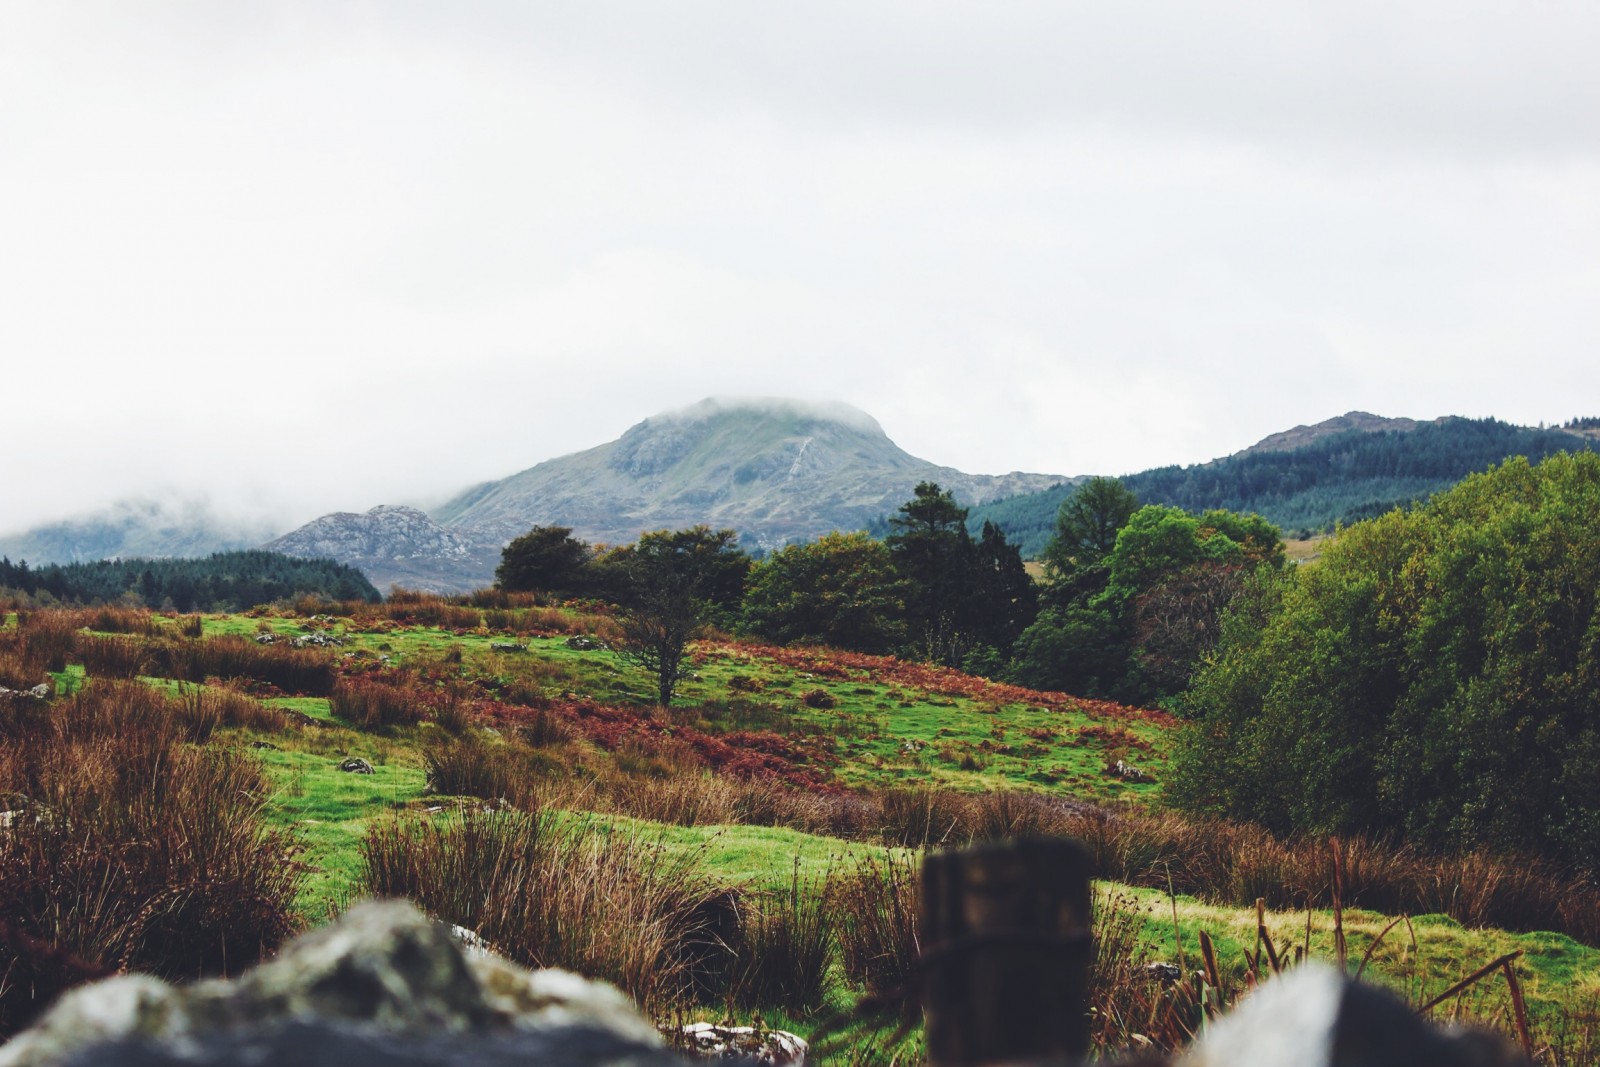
xmin=431 ymin=397 xmax=1067 ymax=550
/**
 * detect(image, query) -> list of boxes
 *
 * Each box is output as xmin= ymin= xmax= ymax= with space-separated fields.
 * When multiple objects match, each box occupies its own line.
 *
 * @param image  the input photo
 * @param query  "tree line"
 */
xmin=496 ymin=480 xmax=1285 ymax=708
xmin=969 ymin=416 xmax=1599 ymax=556
xmin=1169 ymin=451 xmax=1600 ymax=871
xmin=0 ymin=551 xmax=380 ymax=611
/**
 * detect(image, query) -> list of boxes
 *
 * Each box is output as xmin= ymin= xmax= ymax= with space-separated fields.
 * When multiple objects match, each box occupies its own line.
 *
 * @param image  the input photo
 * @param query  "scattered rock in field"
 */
xmin=564 ymin=636 xmax=605 ymax=652
xmin=1106 ymin=759 xmax=1153 ymax=783
xmin=254 ymin=632 xmax=277 ymax=644
xmin=292 ymin=632 xmax=346 ymax=648
xmin=0 ymin=793 xmax=50 ymax=831
xmin=1143 ymin=962 xmax=1182 ymax=985
xmin=679 ymin=1022 xmax=808 ymax=1064
xmin=0 ymin=683 xmax=50 ymax=701
xmin=337 ymin=758 xmax=375 ymax=774
xmin=0 ymin=900 xmax=673 ymax=1067
xmin=490 ymin=642 xmax=526 ymax=653
xmin=248 ymin=741 xmax=279 ymax=751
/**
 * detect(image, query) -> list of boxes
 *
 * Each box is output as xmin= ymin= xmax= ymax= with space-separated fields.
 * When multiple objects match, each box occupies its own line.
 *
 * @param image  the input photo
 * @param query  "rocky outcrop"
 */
xmin=264 ymin=505 xmax=498 ymax=595
xmin=0 ymin=901 xmax=672 ymax=1067
xmin=1234 ymin=412 xmax=1425 ymax=457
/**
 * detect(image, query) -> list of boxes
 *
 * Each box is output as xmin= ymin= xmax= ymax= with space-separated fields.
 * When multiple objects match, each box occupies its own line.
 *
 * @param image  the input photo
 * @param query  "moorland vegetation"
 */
xmin=4 ymin=455 xmax=1600 ymax=1062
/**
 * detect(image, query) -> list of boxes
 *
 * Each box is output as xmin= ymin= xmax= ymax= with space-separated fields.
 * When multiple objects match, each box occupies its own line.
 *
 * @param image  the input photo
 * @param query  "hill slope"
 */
xmin=263 ymin=505 xmax=497 ymax=595
xmin=434 ymin=397 xmax=1064 ymax=550
xmin=970 ymin=414 xmax=1599 ymax=557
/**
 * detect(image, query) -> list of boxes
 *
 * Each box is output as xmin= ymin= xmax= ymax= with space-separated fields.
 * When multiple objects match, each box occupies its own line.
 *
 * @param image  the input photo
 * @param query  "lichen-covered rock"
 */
xmin=679 ymin=1022 xmax=807 ymax=1064
xmin=0 ymin=901 xmax=669 ymax=1067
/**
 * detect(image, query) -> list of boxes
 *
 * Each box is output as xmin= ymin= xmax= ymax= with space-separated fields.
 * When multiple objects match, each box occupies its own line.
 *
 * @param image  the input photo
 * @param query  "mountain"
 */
xmin=969 ymin=414 xmax=1600 ymax=557
xmin=433 ymin=398 xmax=1066 ymax=550
xmin=0 ymin=498 xmax=278 ymax=566
xmin=262 ymin=505 xmax=497 ymax=595
xmin=1233 ymin=412 xmax=1424 ymax=456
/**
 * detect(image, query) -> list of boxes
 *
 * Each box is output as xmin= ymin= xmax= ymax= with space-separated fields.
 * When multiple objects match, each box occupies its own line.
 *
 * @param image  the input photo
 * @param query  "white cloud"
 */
xmin=2 ymin=1 xmax=1597 ymax=535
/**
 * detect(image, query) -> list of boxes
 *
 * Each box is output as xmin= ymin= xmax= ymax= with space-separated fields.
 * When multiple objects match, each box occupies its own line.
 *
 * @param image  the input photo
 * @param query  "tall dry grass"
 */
xmin=0 ymin=682 xmax=302 ymax=1039
xmin=359 ymin=808 xmax=727 ymax=1017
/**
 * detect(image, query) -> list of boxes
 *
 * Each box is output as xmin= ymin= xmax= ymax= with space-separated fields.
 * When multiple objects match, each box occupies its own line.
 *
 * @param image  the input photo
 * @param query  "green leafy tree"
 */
xmin=1011 ymin=503 xmax=1282 ymax=702
xmin=1170 ymin=452 xmax=1600 ymax=869
xmin=605 ymin=526 xmax=750 ymax=706
xmin=494 ymin=525 xmax=592 ymax=594
xmin=741 ymin=532 xmax=908 ymax=653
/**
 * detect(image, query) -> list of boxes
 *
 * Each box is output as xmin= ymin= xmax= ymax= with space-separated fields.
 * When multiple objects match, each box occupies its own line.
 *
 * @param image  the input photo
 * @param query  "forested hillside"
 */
xmin=971 ymin=416 xmax=1598 ymax=556
xmin=0 ymin=551 xmax=380 ymax=611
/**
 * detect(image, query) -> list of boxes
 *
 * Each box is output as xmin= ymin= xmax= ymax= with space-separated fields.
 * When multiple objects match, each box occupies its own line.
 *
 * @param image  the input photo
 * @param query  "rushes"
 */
xmin=0 ymin=682 xmax=302 ymax=1039
xmin=359 ymin=808 xmax=726 ymax=1017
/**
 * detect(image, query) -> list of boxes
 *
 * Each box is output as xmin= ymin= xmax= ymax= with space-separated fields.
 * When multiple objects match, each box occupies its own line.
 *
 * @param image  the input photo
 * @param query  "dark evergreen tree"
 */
xmin=886 ymin=482 xmax=979 ymax=665
xmin=495 ymin=525 xmax=592 ymax=595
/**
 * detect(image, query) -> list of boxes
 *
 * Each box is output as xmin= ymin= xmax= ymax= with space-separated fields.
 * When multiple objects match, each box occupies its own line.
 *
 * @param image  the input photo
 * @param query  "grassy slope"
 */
xmin=45 ymin=607 xmax=1600 ymax=1034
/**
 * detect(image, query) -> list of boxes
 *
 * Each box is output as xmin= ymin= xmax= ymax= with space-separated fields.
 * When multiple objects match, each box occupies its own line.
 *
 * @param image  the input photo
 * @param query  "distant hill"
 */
xmin=970 ymin=414 xmax=1600 ymax=557
xmin=433 ymin=397 xmax=1064 ymax=550
xmin=263 ymin=505 xmax=497 ymax=595
xmin=262 ymin=398 xmax=1064 ymax=594
xmin=0 ymin=498 xmax=277 ymax=566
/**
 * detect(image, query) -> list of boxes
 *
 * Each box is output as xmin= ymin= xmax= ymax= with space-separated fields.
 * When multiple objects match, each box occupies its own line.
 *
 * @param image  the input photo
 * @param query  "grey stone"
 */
xmin=679 ymin=1022 xmax=807 ymax=1064
xmin=1180 ymin=964 xmax=1527 ymax=1067
xmin=0 ymin=901 xmax=669 ymax=1067
xmin=338 ymin=758 xmax=375 ymax=774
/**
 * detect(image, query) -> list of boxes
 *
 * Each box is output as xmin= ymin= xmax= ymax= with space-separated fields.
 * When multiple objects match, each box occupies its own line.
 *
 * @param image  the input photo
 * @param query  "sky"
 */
xmin=3 ymin=2 xmax=1598 ymax=537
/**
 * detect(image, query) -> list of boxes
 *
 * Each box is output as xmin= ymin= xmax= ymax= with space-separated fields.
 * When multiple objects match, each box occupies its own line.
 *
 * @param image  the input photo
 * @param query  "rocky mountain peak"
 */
xmin=264 ymin=505 xmax=495 ymax=594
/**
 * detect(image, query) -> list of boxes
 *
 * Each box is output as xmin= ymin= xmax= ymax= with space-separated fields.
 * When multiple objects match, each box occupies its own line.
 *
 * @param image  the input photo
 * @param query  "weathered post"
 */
xmin=921 ymin=837 xmax=1092 ymax=1066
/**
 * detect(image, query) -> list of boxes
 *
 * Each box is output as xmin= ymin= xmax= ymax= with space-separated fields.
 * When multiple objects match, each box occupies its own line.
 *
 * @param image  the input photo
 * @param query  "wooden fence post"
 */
xmin=921 ymin=837 xmax=1092 ymax=1066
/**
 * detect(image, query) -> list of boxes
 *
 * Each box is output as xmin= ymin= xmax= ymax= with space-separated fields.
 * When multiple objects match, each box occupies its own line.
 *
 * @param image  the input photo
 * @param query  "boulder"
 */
xmin=679 ymin=1022 xmax=807 ymax=1064
xmin=1180 ymin=963 xmax=1526 ymax=1067
xmin=0 ymin=901 xmax=673 ymax=1067
xmin=337 ymin=758 xmax=376 ymax=775
xmin=564 ymin=636 xmax=606 ymax=652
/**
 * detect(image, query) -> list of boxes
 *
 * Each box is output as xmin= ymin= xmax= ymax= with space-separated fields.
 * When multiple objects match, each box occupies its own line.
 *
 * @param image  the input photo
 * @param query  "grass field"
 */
xmin=7 ymin=600 xmax=1600 ymax=1061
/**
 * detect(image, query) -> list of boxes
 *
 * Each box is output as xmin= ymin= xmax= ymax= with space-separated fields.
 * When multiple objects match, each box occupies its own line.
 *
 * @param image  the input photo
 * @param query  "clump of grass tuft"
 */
xmin=359 ymin=808 xmax=726 ymax=1017
xmin=329 ymin=675 xmax=428 ymax=729
xmin=422 ymin=735 xmax=562 ymax=807
xmin=75 ymin=634 xmax=149 ymax=680
xmin=148 ymin=634 xmax=338 ymax=695
xmin=0 ymin=681 xmax=302 ymax=1039
xmin=728 ymin=860 xmax=838 ymax=1018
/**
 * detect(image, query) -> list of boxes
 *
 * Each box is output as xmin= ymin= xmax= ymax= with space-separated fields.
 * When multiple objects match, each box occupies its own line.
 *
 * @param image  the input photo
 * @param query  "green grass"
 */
xmin=1109 ymin=885 xmax=1600 ymax=1024
xmin=247 ymin=729 xmax=428 ymax=916
xmin=29 ymin=603 xmax=1600 ymax=1052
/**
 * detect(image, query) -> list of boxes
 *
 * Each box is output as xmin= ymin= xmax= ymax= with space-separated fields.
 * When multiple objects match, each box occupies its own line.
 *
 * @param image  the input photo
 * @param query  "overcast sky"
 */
xmin=3 ymin=1 xmax=1598 ymax=536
